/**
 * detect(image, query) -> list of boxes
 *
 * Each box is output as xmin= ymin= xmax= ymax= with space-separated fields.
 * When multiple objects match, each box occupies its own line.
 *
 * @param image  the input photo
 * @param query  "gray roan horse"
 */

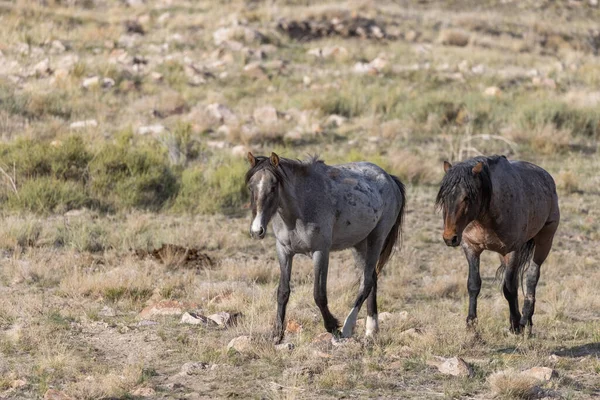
xmin=246 ymin=152 xmax=406 ymax=343
xmin=436 ymin=155 xmax=560 ymax=334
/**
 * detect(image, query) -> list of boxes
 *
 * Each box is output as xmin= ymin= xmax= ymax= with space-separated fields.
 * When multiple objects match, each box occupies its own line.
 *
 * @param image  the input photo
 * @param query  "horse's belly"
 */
xmin=330 ymin=212 xmax=379 ymax=250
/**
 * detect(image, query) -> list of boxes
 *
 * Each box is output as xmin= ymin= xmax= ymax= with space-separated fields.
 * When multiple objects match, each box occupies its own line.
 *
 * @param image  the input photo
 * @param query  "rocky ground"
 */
xmin=0 ymin=0 xmax=599 ymax=399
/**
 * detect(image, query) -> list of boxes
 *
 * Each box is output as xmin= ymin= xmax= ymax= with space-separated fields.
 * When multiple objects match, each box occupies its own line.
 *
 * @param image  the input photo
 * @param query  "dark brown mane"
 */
xmin=435 ymin=155 xmax=503 ymax=217
xmin=245 ymin=155 xmax=322 ymax=185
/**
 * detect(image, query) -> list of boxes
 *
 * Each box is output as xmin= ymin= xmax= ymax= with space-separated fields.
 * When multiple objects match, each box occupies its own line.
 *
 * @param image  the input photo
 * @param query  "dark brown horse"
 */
xmin=436 ymin=155 xmax=560 ymax=334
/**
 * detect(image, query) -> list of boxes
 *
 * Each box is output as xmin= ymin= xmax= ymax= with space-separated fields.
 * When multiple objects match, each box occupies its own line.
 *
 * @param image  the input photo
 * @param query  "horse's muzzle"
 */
xmin=250 ymin=227 xmax=266 ymax=239
xmin=444 ymin=235 xmax=460 ymax=247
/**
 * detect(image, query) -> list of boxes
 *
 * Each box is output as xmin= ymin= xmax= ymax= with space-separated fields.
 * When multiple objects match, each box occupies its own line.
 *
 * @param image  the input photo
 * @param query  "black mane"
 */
xmin=435 ymin=155 xmax=503 ymax=217
xmin=245 ymin=155 xmax=322 ymax=185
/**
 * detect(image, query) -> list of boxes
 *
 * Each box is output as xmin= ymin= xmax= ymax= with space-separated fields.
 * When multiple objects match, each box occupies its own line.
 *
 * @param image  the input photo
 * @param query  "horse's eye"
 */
xmin=269 ymin=186 xmax=276 ymax=193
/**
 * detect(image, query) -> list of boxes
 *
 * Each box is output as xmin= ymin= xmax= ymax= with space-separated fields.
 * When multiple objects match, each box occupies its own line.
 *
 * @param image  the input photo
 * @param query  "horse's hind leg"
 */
xmin=520 ymin=221 xmax=558 ymax=335
xmin=502 ymin=251 xmax=522 ymax=333
xmin=341 ymin=238 xmax=380 ymax=338
xmin=312 ymin=249 xmax=340 ymax=333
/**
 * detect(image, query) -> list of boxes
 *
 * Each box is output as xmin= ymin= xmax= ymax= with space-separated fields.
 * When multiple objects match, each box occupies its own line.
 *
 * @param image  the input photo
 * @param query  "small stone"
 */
xmin=33 ymin=58 xmax=51 ymax=76
xmin=98 ymin=306 xmax=116 ymax=317
xmin=275 ymin=342 xmax=295 ymax=352
xmin=243 ymin=62 xmax=268 ymax=79
xmin=131 ymin=388 xmax=155 ymax=397
xmin=429 ymin=356 xmax=474 ymax=378
xmin=180 ymin=362 xmax=209 ymax=375
xmin=405 ymin=30 xmax=418 ymax=42
xmin=311 ymin=332 xmax=334 ymax=352
xmin=43 ymin=389 xmax=74 ymax=400
xmin=138 ymin=300 xmax=186 ymax=318
xmin=70 ymin=120 xmax=98 ymax=129
xmin=137 ymin=320 xmax=158 ymax=326
xmin=207 ymin=311 xmax=241 ymax=327
xmin=11 ymin=379 xmax=27 ymax=388
xmin=398 ymin=327 xmax=422 ymax=340
xmin=150 ymin=71 xmax=163 ymax=81
xmin=484 ymin=86 xmax=502 ymax=97
xmin=206 ymin=103 xmax=238 ymax=125
xmin=438 ymin=29 xmax=470 ymax=47
xmin=102 ymin=77 xmax=115 ymax=88
xmin=137 ymin=124 xmax=166 ymax=136
xmin=521 ymin=367 xmax=558 ymax=382
xmin=181 ymin=312 xmax=213 ymax=326
xmin=231 ymin=145 xmax=248 ymax=157
xmin=50 ymin=40 xmax=66 ymax=53
xmin=285 ymin=319 xmax=303 ymax=334
xmin=325 ymin=114 xmax=346 ymax=128
xmin=82 ymin=76 xmax=100 ymax=89
xmin=227 ymin=335 xmax=252 ymax=353
xmin=253 ymin=105 xmax=278 ymax=125
xmin=548 ymin=354 xmax=560 ymax=363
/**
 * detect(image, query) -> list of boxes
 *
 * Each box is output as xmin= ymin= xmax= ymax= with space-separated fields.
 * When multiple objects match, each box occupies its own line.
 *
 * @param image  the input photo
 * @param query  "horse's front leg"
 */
xmin=312 ymin=249 xmax=340 ymax=334
xmin=463 ymin=246 xmax=482 ymax=328
xmin=273 ymin=242 xmax=293 ymax=344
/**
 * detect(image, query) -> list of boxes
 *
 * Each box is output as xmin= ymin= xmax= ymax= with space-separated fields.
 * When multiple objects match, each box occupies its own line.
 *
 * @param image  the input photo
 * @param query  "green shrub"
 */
xmin=88 ymin=140 xmax=179 ymax=211
xmin=6 ymin=177 xmax=92 ymax=213
xmin=518 ymin=100 xmax=600 ymax=138
xmin=173 ymin=156 xmax=248 ymax=215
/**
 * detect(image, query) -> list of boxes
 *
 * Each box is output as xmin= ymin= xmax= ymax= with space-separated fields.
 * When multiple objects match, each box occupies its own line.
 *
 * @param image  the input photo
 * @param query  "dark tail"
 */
xmin=376 ymin=175 xmax=406 ymax=276
xmin=495 ymin=239 xmax=535 ymax=291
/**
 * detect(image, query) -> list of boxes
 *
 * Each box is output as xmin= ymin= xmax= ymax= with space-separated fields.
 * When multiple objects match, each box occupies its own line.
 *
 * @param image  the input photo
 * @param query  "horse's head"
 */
xmin=436 ymin=160 xmax=491 ymax=247
xmin=246 ymin=152 xmax=282 ymax=240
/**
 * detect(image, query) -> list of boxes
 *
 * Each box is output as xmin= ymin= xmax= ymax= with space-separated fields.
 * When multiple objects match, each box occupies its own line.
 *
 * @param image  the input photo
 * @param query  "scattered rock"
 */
xmin=353 ymin=56 xmax=388 ymax=75
xmin=102 ymin=77 xmax=115 ymax=88
xmin=138 ymin=300 xmax=188 ymax=319
xmin=285 ymin=319 xmax=303 ymax=334
xmin=325 ymin=114 xmax=346 ymax=128
xmin=180 ymin=362 xmax=209 ymax=375
xmin=231 ymin=145 xmax=249 ymax=157
xmin=70 ymin=120 xmax=98 ymax=129
xmin=438 ymin=29 xmax=470 ymax=47
xmin=213 ymin=26 xmax=265 ymax=46
xmin=131 ymin=388 xmax=155 ymax=397
xmin=150 ymin=71 xmax=163 ymax=81
xmin=311 ymin=332 xmax=334 ymax=352
xmin=11 ymin=379 xmax=27 ymax=388
xmin=428 ymin=356 xmax=474 ymax=378
xmin=243 ymin=62 xmax=268 ymax=80
xmin=532 ymin=77 xmax=557 ymax=89
xmin=277 ymin=15 xmax=395 ymax=41
xmin=33 ymin=58 xmax=51 ymax=76
xmin=43 ymin=389 xmax=74 ymax=400
xmin=275 ymin=342 xmax=295 ymax=352
xmin=227 ymin=335 xmax=252 ymax=353
xmin=138 ymin=320 xmax=158 ymax=327
xmin=181 ymin=312 xmax=216 ymax=326
xmin=98 ymin=306 xmax=116 ymax=317
xmin=82 ymin=76 xmax=100 ymax=89
xmin=207 ymin=311 xmax=241 ymax=327
xmin=253 ymin=105 xmax=279 ymax=125
xmin=398 ymin=327 xmax=422 ymax=340
xmin=484 ymin=86 xmax=502 ymax=97
xmin=206 ymin=103 xmax=238 ymax=125
xmin=307 ymin=46 xmax=349 ymax=60
xmin=137 ymin=125 xmax=166 ymax=136
xmin=50 ymin=40 xmax=67 ymax=54
xmin=521 ymin=367 xmax=558 ymax=382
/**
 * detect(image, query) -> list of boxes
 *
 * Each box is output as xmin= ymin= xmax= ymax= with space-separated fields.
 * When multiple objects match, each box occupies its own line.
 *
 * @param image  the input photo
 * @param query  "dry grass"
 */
xmin=0 ymin=0 xmax=599 ymax=398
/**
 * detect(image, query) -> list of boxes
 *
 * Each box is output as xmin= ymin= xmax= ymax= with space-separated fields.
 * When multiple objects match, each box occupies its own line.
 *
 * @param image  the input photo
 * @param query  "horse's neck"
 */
xmin=276 ymin=170 xmax=304 ymax=225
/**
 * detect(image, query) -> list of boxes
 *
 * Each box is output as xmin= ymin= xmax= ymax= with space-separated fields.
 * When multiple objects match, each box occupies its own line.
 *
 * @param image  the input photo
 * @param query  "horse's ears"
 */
xmin=472 ymin=162 xmax=484 ymax=175
xmin=270 ymin=152 xmax=280 ymax=168
xmin=247 ymin=152 xmax=256 ymax=167
xmin=443 ymin=161 xmax=452 ymax=173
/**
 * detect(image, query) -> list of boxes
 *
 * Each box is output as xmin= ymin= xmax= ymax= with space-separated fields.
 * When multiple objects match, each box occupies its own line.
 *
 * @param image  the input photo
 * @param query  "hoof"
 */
xmin=466 ymin=317 xmax=478 ymax=330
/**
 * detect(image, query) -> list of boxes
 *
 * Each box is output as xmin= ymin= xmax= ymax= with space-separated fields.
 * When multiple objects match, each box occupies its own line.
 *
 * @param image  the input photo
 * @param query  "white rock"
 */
xmin=435 ymin=357 xmax=474 ymax=377
xmin=102 ymin=77 xmax=115 ymax=88
xmin=98 ymin=306 xmax=116 ymax=317
xmin=82 ymin=76 xmax=100 ymax=89
xmin=231 ymin=145 xmax=248 ymax=157
xmin=275 ymin=342 xmax=295 ymax=352
xmin=206 ymin=103 xmax=238 ymax=125
xmin=180 ymin=362 xmax=209 ymax=375
xmin=227 ymin=335 xmax=252 ymax=353
xmin=33 ymin=58 xmax=50 ymax=76
xmin=325 ymin=114 xmax=346 ymax=128
xmin=521 ymin=367 xmax=558 ymax=382
xmin=70 ymin=120 xmax=98 ymax=129
xmin=180 ymin=312 xmax=211 ymax=325
xmin=253 ymin=106 xmax=278 ymax=125
xmin=137 ymin=125 xmax=165 ymax=135
xmin=483 ymin=86 xmax=502 ymax=97
xmin=50 ymin=40 xmax=66 ymax=54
